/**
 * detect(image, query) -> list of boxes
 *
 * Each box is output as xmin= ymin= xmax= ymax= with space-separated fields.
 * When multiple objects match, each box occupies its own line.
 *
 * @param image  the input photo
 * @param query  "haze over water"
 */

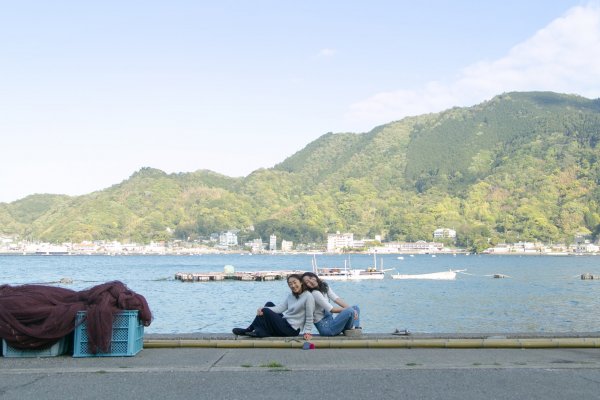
xmin=2 ymin=253 xmax=599 ymax=334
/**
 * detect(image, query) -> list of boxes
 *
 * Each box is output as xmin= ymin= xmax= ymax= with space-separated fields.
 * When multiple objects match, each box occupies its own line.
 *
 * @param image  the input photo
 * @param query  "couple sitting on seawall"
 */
xmin=232 ymin=272 xmax=361 ymax=339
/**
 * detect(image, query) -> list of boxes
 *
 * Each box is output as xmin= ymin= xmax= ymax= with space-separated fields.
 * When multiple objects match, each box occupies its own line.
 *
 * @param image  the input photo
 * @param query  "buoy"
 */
xmin=224 ymin=265 xmax=235 ymax=275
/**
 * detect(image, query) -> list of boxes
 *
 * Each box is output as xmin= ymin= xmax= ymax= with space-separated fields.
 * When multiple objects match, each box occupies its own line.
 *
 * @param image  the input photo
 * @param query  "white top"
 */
xmin=311 ymin=287 xmax=342 ymax=323
xmin=326 ymin=287 xmax=339 ymax=302
xmin=266 ymin=291 xmax=315 ymax=334
xmin=311 ymin=290 xmax=334 ymax=323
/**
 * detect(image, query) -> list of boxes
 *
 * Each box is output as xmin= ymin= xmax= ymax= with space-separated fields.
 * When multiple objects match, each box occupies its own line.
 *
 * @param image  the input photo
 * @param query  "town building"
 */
xmin=248 ymin=238 xmax=264 ymax=253
xmin=281 ymin=240 xmax=293 ymax=252
xmin=575 ymin=240 xmax=600 ymax=254
xmin=327 ymin=232 xmax=354 ymax=253
xmin=219 ymin=231 xmax=238 ymax=247
xmin=433 ymin=228 xmax=456 ymax=239
xmin=382 ymin=240 xmax=444 ymax=253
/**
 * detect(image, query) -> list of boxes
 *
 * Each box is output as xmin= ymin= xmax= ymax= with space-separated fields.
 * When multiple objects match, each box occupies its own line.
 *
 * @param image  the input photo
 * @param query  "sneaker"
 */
xmin=232 ymin=328 xmax=247 ymax=336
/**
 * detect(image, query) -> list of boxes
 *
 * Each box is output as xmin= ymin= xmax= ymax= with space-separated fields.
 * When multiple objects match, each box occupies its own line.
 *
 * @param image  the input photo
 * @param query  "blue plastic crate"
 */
xmin=73 ymin=310 xmax=144 ymax=357
xmin=2 ymin=336 xmax=70 ymax=357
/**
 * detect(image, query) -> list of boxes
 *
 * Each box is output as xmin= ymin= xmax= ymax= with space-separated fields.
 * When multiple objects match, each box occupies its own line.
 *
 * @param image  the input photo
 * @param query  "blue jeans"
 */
xmin=315 ymin=305 xmax=360 ymax=336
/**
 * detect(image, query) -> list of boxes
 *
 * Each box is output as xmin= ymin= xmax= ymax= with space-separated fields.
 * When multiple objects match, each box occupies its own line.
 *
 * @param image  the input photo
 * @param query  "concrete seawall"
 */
xmin=144 ymin=332 xmax=600 ymax=349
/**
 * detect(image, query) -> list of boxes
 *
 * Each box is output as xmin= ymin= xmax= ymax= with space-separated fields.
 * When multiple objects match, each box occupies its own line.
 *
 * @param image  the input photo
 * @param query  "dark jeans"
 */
xmin=248 ymin=301 xmax=300 ymax=338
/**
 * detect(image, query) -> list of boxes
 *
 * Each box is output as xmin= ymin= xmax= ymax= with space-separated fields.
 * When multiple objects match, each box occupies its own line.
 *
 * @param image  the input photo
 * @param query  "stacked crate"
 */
xmin=2 ymin=336 xmax=70 ymax=357
xmin=73 ymin=310 xmax=144 ymax=357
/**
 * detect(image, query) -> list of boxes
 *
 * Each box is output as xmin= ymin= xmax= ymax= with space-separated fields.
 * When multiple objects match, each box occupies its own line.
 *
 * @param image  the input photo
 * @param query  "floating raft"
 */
xmin=581 ymin=273 xmax=600 ymax=280
xmin=174 ymin=270 xmax=305 ymax=282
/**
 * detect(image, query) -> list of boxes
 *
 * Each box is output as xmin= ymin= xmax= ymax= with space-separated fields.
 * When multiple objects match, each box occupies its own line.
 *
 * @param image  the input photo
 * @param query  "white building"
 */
xmin=281 ymin=240 xmax=293 ymax=252
xmin=352 ymin=239 xmax=365 ymax=249
xmin=575 ymin=241 xmax=600 ymax=254
xmin=384 ymin=240 xmax=444 ymax=253
xmin=484 ymin=244 xmax=511 ymax=254
xmin=248 ymin=238 xmax=264 ymax=253
xmin=219 ymin=231 xmax=238 ymax=247
xmin=433 ymin=228 xmax=456 ymax=239
xmin=269 ymin=234 xmax=277 ymax=251
xmin=327 ymin=232 xmax=354 ymax=253
xmin=512 ymin=241 xmax=541 ymax=254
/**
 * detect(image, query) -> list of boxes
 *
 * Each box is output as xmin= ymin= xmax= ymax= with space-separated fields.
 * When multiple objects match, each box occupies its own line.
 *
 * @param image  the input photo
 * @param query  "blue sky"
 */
xmin=1 ymin=1 xmax=599 ymax=203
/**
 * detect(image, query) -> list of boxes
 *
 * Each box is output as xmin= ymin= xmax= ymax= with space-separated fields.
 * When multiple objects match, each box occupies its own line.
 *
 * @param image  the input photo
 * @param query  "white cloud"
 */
xmin=348 ymin=4 xmax=600 ymax=129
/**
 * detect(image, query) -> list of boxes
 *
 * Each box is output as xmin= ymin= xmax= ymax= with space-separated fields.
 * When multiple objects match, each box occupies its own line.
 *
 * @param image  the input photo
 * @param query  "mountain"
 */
xmin=1 ymin=91 xmax=599 ymax=252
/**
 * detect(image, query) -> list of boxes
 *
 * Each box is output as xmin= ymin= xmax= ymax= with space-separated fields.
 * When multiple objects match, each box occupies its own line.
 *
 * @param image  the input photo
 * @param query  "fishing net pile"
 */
xmin=0 ymin=280 xmax=152 ymax=353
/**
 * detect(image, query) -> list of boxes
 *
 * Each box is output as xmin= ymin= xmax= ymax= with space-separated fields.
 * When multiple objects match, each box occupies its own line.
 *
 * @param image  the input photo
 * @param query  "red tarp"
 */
xmin=0 ymin=281 xmax=152 ymax=353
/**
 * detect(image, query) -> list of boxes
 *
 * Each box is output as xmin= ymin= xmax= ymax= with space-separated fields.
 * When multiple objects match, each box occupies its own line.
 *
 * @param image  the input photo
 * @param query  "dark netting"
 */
xmin=0 ymin=281 xmax=152 ymax=353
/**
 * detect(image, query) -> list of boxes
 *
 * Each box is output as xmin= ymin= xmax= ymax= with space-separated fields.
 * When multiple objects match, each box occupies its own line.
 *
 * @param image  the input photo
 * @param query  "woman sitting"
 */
xmin=301 ymin=272 xmax=360 ymax=336
xmin=232 ymin=274 xmax=314 ymax=340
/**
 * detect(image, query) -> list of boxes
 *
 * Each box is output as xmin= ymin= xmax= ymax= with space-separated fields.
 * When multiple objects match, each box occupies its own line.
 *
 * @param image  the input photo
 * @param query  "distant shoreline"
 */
xmin=0 ymin=251 xmax=593 ymax=257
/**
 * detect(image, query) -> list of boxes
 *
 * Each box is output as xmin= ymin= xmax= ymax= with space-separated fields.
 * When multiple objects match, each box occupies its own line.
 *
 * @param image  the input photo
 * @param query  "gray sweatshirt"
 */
xmin=266 ymin=291 xmax=315 ymax=334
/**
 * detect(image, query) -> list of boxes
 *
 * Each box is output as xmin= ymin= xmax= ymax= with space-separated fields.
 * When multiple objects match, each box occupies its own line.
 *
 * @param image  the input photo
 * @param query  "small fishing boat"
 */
xmin=315 ymin=267 xmax=385 ymax=280
xmin=312 ymin=254 xmax=393 ymax=281
xmin=391 ymin=269 xmax=465 ymax=280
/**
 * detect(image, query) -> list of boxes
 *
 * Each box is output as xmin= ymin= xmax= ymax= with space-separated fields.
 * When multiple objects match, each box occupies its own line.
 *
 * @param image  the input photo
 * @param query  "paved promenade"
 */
xmin=2 ymin=333 xmax=600 ymax=399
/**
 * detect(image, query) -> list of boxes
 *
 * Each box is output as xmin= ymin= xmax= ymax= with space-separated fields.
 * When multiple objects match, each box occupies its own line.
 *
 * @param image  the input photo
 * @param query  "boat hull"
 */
xmin=391 ymin=269 xmax=464 ymax=280
xmin=312 ymin=254 xmax=387 ymax=281
xmin=317 ymin=270 xmax=386 ymax=281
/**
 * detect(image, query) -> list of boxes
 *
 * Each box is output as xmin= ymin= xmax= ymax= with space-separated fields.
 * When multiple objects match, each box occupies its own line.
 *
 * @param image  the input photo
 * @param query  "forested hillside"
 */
xmin=1 ymin=91 xmax=599 ymax=252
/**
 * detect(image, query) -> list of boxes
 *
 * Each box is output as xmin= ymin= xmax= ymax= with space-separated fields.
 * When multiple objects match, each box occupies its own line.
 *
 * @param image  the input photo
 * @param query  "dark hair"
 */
xmin=287 ymin=274 xmax=305 ymax=298
xmin=301 ymin=272 xmax=329 ymax=294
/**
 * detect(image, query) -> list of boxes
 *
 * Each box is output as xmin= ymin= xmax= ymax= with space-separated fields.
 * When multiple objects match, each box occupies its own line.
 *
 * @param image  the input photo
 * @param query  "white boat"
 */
xmin=312 ymin=254 xmax=392 ymax=281
xmin=315 ymin=267 xmax=385 ymax=280
xmin=391 ymin=269 xmax=466 ymax=280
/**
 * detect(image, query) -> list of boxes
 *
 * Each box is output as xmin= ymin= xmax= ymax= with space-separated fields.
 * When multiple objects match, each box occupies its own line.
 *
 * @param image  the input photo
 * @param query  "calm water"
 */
xmin=1 ymin=253 xmax=599 ymax=334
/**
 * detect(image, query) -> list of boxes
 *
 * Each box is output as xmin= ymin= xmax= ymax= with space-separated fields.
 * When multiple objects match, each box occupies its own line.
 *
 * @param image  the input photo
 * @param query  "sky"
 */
xmin=2 ymin=0 xmax=600 ymax=203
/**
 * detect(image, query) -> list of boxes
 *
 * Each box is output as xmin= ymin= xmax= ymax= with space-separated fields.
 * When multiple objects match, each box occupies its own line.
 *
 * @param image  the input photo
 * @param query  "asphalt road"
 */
xmin=2 ymin=347 xmax=600 ymax=399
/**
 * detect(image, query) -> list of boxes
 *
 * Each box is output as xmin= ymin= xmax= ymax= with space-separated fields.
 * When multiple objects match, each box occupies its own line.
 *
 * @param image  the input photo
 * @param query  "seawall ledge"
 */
xmin=144 ymin=332 xmax=600 ymax=349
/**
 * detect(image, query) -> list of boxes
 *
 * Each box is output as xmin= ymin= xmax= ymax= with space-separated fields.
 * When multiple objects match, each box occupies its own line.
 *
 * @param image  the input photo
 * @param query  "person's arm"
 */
xmin=314 ymin=290 xmax=345 ymax=313
xmin=262 ymin=297 xmax=287 ymax=314
xmin=334 ymin=298 xmax=350 ymax=308
xmin=313 ymin=291 xmax=334 ymax=313
xmin=303 ymin=293 xmax=315 ymax=340
xmin=327 ymin=287 xmax=350 ymax=308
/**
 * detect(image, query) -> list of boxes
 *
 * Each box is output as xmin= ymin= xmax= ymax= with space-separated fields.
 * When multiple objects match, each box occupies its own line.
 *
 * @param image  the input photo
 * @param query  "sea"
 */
xmin=1 ymin=253 xmax=599 ymax=334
